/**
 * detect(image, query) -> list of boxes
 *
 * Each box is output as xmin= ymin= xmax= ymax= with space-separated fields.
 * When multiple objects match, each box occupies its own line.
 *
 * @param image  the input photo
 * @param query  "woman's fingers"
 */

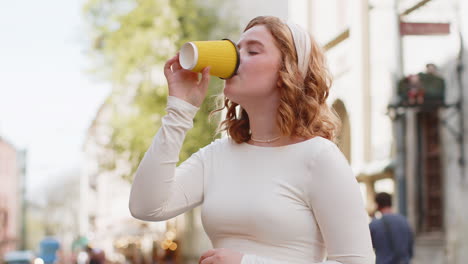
xmin=199 ymin=249 xmax=216 ymax=264
xmin=164 ymin=55 xmax=178 ymax=78
xmin=164 ymin=54 xmax=211 ymax=106
xmin=198 ymin=67 xmax=211 ymax=92
xmin=171 ymin=53 xmax=183 ymax=71
xmin=199 ymin=255 xmax=215 ymax=264
xmin=199 ymin=248 xmax=243 ymax=264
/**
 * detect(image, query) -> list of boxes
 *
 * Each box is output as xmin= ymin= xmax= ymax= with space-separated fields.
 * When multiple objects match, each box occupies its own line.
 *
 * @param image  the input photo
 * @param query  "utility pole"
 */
xmin=19 ymin=150 xmax=28 ymax=250
xmin=393 ymin=0 xmax=408 ymax=217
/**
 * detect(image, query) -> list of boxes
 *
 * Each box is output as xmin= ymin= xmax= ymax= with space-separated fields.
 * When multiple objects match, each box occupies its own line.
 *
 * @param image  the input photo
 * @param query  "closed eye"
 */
xmin=248 ymin=51 xmax=259 ymax=55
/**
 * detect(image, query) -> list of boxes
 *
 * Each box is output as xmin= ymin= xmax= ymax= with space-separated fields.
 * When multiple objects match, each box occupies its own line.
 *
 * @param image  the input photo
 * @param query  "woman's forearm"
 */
xmin=129 ymin=96 xmax=200 ymax=221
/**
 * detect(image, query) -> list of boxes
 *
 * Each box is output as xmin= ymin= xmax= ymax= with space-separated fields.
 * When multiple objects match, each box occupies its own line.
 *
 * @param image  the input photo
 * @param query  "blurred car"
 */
xmin=3 ymin=250 xmax=35 ymax=264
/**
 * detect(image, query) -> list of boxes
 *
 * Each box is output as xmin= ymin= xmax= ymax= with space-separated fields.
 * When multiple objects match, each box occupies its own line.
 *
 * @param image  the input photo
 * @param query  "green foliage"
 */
xmin=83 ymin=0 xmax=238 ymax=180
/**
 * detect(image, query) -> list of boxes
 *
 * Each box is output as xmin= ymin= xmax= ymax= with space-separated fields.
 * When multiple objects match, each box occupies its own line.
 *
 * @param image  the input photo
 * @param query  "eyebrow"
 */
xmin=236 ymin=39 xmax=265 ymax=49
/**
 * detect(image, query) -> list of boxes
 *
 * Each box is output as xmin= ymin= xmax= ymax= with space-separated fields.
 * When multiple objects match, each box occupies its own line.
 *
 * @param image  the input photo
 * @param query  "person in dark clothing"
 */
xmin=85 ymin=245 xmax=105 ymax=264
xmin=369 ymin=192 xmax=414 ymax=264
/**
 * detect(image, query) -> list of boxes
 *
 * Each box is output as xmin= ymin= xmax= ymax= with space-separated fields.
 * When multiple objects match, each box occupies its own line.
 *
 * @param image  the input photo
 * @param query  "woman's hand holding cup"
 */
xmin=164 ymin=53 xmax=211 ymax=107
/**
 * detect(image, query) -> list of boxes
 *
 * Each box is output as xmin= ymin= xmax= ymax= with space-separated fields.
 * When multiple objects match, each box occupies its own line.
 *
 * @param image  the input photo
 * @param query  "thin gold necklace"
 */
xmin=250 ymin=135 xmax=281 ymax=143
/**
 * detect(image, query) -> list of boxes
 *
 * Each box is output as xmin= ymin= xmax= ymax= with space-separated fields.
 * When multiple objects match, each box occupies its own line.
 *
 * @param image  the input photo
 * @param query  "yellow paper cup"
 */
xmin=179 ymin=39 xmax=240 ymax=79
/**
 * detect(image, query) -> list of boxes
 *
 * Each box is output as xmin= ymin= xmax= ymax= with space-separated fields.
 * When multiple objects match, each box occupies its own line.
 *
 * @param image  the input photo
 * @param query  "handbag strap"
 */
xmin=381 ymin=215 xmax=403 ymax=263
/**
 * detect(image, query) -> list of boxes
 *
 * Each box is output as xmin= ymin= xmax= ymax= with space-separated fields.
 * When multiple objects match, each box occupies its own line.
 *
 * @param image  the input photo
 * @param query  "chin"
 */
xmin=223 ymin=87 xmax=237 ymax=103
xmin=224 ymin=79 xmax=238 ymax=97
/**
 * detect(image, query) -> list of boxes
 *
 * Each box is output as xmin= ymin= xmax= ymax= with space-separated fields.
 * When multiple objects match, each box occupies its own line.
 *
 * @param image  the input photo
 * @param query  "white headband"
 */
xmin=286 ymin=22 xmax=311 ymax=79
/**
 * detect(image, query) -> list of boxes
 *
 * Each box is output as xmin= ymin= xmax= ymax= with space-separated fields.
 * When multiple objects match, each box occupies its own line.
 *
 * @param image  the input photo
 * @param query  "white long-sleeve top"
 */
xmin=129 ymin=96 xmax=374 ymax=264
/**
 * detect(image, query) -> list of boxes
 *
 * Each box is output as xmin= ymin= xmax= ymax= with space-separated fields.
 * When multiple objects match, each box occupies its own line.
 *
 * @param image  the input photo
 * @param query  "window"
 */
xmin=333 ymin=100 xmax=351 ymax=162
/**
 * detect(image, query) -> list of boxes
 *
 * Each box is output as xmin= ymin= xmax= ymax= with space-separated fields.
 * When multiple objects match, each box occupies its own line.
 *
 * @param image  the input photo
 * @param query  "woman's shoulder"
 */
xmin=197 ymin=137 xmax=231 ymax=154
xmin=210 ymin=136 xmax=231 ymax=147
xmin=299 ymin=136 xmax=338 ymax=155
xmin=301 ymin=136 xmax=348 ymax=166
xmin=303 ymin=135 xmax=334 ymax=147
xmin=193 ymin=137 xmax=242 ymax=164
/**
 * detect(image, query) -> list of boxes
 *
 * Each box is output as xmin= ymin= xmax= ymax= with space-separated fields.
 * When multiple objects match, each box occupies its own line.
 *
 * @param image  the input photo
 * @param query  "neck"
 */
xmin=241 ymin=96 xmax=285 ymax=146
xmin=379 ymin=207 xmax=393 ymax=214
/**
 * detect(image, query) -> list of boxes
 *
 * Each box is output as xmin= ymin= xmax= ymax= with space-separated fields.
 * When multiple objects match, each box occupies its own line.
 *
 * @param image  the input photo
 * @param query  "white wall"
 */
xmin=369 ymin=0 xmax=400 ymax=161
xmin=235 ymin=0 xmax=289 ymax=29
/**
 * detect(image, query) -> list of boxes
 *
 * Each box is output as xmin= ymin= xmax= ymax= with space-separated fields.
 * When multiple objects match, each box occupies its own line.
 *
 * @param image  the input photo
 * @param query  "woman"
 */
xmin=129 ymin=16 xmax=374 ymax=264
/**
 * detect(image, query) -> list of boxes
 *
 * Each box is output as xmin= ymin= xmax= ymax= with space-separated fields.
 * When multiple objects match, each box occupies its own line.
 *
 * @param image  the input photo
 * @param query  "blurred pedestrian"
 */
xmin=39 ymin=237 xmax=60 ymax=264
xmin=85 ymin=246 xmax=105 ymax=264
xmin=370 ymin=192 xmax=413 ymax=264
xmin=129 ymin=16 xmax=373 ymax=263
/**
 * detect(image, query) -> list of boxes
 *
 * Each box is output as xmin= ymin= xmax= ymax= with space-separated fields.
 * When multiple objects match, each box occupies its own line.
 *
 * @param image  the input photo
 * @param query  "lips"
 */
xmin=227 ymin=71 xmax=239 ymax=80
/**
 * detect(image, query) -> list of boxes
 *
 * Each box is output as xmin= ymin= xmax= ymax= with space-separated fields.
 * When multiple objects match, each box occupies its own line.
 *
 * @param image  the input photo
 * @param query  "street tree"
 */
xmin=83 ymin=0 xmax=238 ymax=180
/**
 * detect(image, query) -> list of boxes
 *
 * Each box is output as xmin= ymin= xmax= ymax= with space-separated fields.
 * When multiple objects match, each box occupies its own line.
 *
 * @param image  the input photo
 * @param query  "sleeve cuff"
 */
xmin=167 ymin=96 xmax=200 ymax=112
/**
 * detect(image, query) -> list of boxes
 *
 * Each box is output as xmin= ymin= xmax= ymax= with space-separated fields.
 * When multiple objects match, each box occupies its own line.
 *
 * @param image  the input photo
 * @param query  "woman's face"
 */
xmin=224 ymin=25 xmax=282 ymax=104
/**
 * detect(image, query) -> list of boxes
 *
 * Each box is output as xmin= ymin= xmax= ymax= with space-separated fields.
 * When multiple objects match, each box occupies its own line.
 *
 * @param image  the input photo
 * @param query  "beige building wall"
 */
xmin=0 ymin=138 xmax=20 ymax=256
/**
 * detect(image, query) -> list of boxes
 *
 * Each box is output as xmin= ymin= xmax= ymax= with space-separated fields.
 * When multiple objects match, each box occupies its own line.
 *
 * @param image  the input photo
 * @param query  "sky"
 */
xmin=0 ymin=0 xmax=111 ymax=199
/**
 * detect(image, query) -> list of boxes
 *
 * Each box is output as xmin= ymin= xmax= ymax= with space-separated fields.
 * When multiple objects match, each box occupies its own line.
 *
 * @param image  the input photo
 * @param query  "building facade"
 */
xmin=0 ymin=137 xmax=25 ymax=257
xmin=395 ymin=0 xmax=468 ymax=263
xmin=300 ymin=0 xmax=468 ymax=263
